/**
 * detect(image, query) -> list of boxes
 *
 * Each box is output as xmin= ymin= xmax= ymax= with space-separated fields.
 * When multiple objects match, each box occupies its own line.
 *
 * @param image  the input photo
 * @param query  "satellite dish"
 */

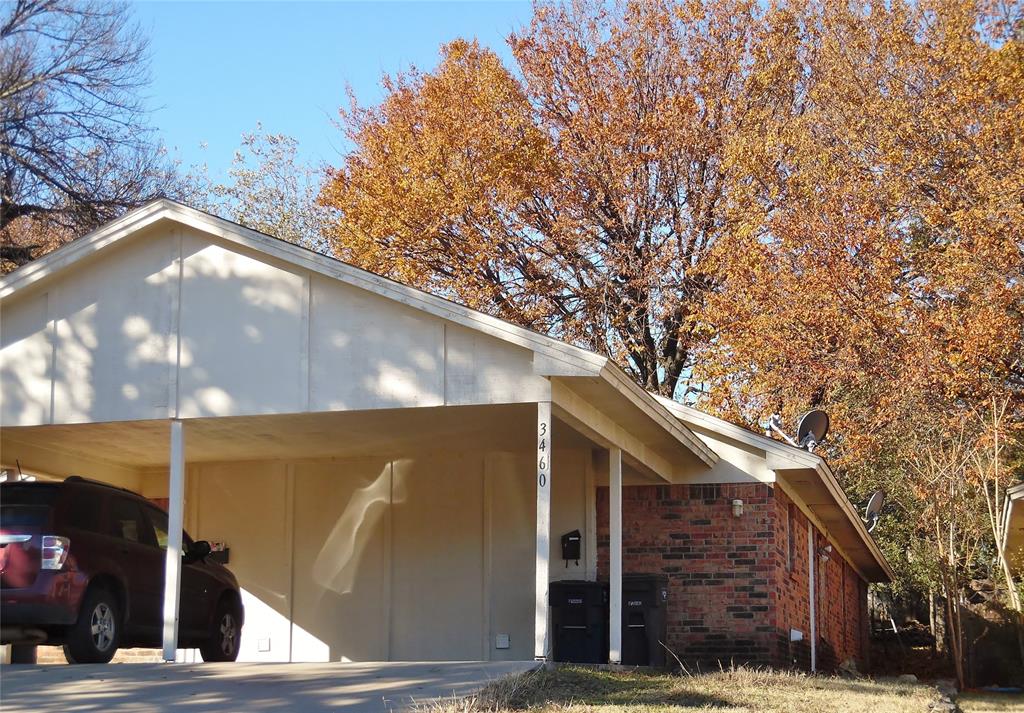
xmin=864 ymin=490 xmax=885 ymax=532
xmin=796 ymin=410 xmax=830 ymax=451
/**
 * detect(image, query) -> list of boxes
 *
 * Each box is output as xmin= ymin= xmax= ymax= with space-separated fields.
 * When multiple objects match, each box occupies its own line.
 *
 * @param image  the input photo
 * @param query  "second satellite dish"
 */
xmin=796 ymin=410 xmax=830 ymax=452
xmin=864 ymin=490 xmax=885 ymax=532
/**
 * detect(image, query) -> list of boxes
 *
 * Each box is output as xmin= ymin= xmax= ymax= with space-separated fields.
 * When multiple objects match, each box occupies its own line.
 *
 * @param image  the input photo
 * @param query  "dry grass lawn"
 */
xmin=425 ymin=666 xmax=939 ymax=713
xmin=958 ymin=692 xmax=1024 ymax=713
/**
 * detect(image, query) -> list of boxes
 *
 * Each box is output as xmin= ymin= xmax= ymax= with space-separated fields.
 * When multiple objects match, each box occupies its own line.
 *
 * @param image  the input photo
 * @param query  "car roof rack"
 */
xmin=64 ymin=475 xmax=141 ymax=497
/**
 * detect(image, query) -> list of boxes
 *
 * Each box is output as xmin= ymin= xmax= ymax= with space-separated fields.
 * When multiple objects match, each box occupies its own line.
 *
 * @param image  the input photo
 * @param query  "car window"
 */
xmin=0 ymin=505 xmax=49 ymax=527
xmin=147 ymin=507 xmax=169 ymax=549
xmin=108 ymin=498 xmax=151 ymax=544
xmin=143 ymin=506 xmax=193 ymax=551
xmin=0 ymin=483 xmax=59 ymax=506
xmin=65 ymin=488 xmax=105 ymax=533
xmin=1 ymin=483 xmax=58 ymax=529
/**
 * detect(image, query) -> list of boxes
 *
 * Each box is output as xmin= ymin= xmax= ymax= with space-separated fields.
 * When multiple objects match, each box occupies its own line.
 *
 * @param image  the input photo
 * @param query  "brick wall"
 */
xmin=773 ymin=487 xmax=813 ymax=669
xmin=597 ymin=482 xmax=871 ymax=671
xmin=597 ymin=483 xmax=778 ymax=668
xmin=773 ymin=486 xmax=869 ymax=671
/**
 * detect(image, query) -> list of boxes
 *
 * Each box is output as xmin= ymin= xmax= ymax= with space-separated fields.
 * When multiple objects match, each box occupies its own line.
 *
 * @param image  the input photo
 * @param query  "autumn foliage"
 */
xmin=700 ymin=0 xmax=1023 ymax=444
xmin=323 ymin=0 xmax=1023 ymax=427
xmin=322 ymin=0 xmax=1024 ymax=659
xmin=323 ymin=0 xmax=808 ymax=396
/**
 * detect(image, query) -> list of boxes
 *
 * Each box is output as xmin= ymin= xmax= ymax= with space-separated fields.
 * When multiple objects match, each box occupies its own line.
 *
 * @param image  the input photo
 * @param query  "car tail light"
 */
xmin=41 ymin=535 xmax=70 ymax=570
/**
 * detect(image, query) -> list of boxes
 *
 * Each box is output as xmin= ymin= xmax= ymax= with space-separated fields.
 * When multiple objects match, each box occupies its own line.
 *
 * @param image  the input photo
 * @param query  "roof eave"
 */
xmin=653 ymin=395 xmax=822 ymax=467
xmin=0 ymin=198 xmax=172 ymax=299
xmin=813 ymin=458 xmax=896 ymax=582
xmin=598 ymin=365 xmax=719 ymax=469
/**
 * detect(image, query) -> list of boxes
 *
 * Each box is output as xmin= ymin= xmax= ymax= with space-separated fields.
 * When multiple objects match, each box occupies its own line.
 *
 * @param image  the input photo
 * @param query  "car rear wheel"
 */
xmin=63 ymin=587 xmax=120 ymax=664
xmin=199 ymin=599 xmax=241 ymax=662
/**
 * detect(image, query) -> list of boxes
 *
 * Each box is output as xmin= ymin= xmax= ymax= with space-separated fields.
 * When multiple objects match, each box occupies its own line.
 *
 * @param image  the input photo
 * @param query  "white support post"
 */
xmin=609 ymin=447 xmax=623 ymax=664
xmin=584 ymin=457 xmax=597 ymax=581
xmin=808 ymin=525 xmax=817 ymax=673
xmin=162 ymin=419 xmax=185 ymax=662
xmin=534 ymin=401 xmax=552 ymax=660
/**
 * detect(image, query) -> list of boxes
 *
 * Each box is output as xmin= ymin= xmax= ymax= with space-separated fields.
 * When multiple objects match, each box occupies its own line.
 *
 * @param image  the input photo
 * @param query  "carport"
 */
xmin=0 ymin=199 xmax=716 ymax=664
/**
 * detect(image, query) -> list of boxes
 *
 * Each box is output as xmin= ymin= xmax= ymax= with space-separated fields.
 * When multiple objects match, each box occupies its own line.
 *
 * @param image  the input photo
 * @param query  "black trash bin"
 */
xmin=621 ymin=573 xmax=669 ymax=666
xmin=550 ymin=580 xmax=608 ymax=663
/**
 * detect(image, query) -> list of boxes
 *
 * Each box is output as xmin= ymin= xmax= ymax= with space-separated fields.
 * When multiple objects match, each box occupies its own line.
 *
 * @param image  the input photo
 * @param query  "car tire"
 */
xmin=63 ymin=586 xmax=120 ymax=664
xmin=199 ymin=599 xmax=241 ymax=662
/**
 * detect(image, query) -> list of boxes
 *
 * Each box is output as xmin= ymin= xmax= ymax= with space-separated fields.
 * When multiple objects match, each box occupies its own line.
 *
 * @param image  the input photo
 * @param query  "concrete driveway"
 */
xmin=0 ymin=660 xmax=539 ymax=712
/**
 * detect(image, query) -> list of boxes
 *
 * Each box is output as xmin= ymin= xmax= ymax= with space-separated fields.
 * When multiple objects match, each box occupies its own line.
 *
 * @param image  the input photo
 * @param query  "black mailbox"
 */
xmin=621 ymin=573 xmax=669 ymax=667
xmin=561 ymin=529 xmax=581 ymax=564
xmin=550 ymin=580 xmax=608 ymax=663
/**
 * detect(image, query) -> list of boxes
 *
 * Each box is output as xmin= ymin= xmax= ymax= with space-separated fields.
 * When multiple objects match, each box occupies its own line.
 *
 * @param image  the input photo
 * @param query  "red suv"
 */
xmin=0 ymin=477 xmax=243 ymax=663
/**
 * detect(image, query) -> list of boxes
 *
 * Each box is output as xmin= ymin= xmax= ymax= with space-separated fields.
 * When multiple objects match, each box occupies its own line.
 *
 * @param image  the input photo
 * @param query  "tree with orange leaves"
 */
xmin=324 ymin=0 xmax=1021 ymax=421
xmin=322 ymin=0 xmax=805 ymax=396
xmin=694 ymin=0 xmax=1024 ymax=679
xmin=695 ymin=0 xmax=1024 ymax=535
xmin=698 ymin=0 xmax=1024 ymax=440
xmin=322 ymin=0 xmax=1024 ymax=676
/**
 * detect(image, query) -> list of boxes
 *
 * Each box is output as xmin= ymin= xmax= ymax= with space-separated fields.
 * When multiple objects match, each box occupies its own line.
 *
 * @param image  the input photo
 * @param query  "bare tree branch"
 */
xmin=0 ymin=0 xmax=167 ymax=271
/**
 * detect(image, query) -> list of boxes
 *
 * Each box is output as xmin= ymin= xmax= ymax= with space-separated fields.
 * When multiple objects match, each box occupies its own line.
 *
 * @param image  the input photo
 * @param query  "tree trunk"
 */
xmin=942 ymin=576 xmax=965 ymax=690
xmin=929 ymin=589 xmax=938 ymax=655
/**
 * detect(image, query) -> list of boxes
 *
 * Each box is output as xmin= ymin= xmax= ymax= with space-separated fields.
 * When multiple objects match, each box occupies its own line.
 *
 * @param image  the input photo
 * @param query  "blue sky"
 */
xmin=133 ymin=1 xmax=533 ymax=180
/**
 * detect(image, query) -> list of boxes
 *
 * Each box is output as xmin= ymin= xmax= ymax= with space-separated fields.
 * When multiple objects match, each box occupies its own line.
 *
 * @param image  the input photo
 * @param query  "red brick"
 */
xmin=597 ymin=483 xmax=870 ymax=671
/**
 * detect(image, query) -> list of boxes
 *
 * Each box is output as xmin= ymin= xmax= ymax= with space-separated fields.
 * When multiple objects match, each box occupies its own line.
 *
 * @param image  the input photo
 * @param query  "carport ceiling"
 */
xmin=1 ymin=404 xmax=598 ymax=470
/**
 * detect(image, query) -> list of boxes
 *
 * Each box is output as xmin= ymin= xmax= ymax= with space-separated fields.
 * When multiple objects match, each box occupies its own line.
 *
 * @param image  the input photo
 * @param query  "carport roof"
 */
xmin=0 ymin=198 xmax=717 ymax=471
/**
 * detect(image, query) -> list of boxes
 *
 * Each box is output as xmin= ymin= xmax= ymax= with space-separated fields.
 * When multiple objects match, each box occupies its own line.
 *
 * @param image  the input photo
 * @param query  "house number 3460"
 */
xmin=538 ymin=421 xmax=549 ymax=487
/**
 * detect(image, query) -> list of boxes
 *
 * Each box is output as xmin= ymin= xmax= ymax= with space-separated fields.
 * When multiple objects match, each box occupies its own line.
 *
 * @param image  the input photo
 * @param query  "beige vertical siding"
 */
xmin=1 ymin=224 xmax=553 ymax=427
xmin=146 ymin=445 xmax=590 ymax=662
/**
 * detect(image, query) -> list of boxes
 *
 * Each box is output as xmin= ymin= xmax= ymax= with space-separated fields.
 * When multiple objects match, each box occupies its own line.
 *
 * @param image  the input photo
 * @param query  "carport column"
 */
xmin=162 ymin=419 xmax=185 ymax=662
xmin=534 ymin=401 xmax=552 ymax=660
xmin=609 ymin=447 xmax=623 ymax=664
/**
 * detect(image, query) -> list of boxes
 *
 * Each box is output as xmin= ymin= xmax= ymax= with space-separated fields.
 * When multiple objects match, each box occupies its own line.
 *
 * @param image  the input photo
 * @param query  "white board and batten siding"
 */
xmin=1 ymin=232 xmax=177 ymax=426
xmin=155 ymin=445 xmax=596 ymax=663
xmin=1 ymin=224 xmax=551 ymax=427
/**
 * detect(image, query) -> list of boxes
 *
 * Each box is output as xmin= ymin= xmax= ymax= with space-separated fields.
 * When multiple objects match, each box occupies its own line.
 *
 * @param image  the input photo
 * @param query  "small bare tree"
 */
xmin=1 ymin=0 xmax=165 ymax=269
xmin=973 ymin=397 xmax=1024 ymax=668
xmin=178 ymin=125 xmax=335 ymax=254
xmin=911 ymin=425 xmax=988 ymax=689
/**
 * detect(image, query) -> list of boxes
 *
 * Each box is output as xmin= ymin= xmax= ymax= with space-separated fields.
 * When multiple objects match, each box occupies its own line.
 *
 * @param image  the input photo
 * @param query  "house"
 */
xmin=1002 ymin=482 xmax=1024 ymax=577
xmin=0 ymin=199 xmax=892 ymax=670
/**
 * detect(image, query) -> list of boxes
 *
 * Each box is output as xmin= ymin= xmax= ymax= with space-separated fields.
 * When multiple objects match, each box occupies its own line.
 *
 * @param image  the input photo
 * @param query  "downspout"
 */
xmin=808 ymin=525 xmax=817 ymax=673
